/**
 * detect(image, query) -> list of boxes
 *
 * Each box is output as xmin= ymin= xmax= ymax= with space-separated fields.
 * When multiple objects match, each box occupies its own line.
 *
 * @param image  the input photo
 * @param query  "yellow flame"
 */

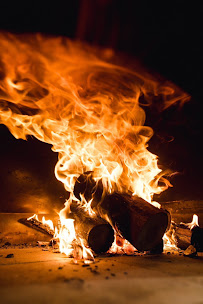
xmin=79 ymin=194 xmax=96 ymax=217
xmin=80 ymin=238 xmax=94 ymax=263
xmin=55 ymin=218 xmax=76 ymax=256
xmin=27 ymin=214 xmax=39 ymax=221
xmin=163 ymin=233 xmax=178 ymax=251
xmin=182 ymin=214 xmax=199 ymax=230
xmin=42 ymin=216 xmax=54 ymax=231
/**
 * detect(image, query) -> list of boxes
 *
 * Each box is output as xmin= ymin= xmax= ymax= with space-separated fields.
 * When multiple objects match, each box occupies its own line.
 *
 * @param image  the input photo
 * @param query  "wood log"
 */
xmin=70 ymin=202 xmax=114 ymax=254
xmin=94 ymin=193 xmax=170 ymax=251
xmin=167 ymin=222 xmax=203 ymax=251
xmin=19 ymin=207 xmax=114 ymax=254
xmin=73 ymin=173 xmax=170 ymax=251
xmin=18 ymin=217 xmax=54 ymax=237
xmin=183 ymin=245 xmax=197 ymax=257
xmin=171 ymin=222 xmax=192 ymax=250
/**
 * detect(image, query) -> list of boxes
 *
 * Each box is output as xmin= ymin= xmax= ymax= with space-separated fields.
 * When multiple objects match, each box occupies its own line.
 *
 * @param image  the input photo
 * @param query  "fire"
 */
xmin=27 ymin=214 xmax=54 ymax=231
xmin=0 ymin=33 xmax=189 ymax=259
xmin=182 ymin=214 xmax=199 ymax=230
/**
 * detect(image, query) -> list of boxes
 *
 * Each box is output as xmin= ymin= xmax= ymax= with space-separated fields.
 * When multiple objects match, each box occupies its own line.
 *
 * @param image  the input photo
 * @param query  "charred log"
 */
xmin=70 ymin=202 xmax=114 ymax=254
xmin=169 ymin=222 xmax=203 ymax=252
xmin=18 ymin=217 xmax=54 ymax=237
xmin=172 ymin=223 xmax=192 ymax=250
xmin=93 ymin=193 xmax=170 ymax=252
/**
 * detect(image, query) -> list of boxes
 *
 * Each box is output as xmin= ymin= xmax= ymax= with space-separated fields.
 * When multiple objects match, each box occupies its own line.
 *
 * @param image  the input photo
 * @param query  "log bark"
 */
xmin=70 ymin=202 xmax=114 ymax=254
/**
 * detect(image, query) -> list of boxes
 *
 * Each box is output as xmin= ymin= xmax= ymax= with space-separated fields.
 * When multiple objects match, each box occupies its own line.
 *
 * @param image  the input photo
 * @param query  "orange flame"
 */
xmin=0 ymin=33 xmax=189 ymax=258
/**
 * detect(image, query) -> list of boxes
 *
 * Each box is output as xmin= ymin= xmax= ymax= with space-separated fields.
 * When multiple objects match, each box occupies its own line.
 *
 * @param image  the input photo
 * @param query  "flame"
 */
xmin=182 ymin=214 xmax=199 ymax=230
xmin=80 ymin=238 xmax=95 ymax=264
xmin=0 ymin=33 xmax=189 ymax=258
xmin=27 ymin=214 xmax=38 ymax=221
xmin=109 ymin=234 xmax=137 ymax=255
xmin=163 ymin=233 xmax=178 ymax=251
xmin=27 ymin=213 xmax=54 ymax=231
xmin=79 ymin=194 xmax=96 ymax=217
xmin=42 ymin=216 xmax=54 ymax=231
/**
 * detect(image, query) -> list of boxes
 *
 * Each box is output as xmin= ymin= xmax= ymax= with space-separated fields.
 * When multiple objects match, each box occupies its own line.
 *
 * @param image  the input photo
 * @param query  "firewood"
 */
xmin=93 ymin=193 xmax=170 ymax=252
xmin=70 ymin=202 xmax=114 ymax=254
xmin=18 ymin=217 xmax=54 ymax=237
xmin=172 ymin=223 xmax=192 ymax=250
xmin=73 ymin=173 xmax=170 ymax=251
xmin=183 ymin=245 xmax=197 ymax=257
xmin=168 ymin=222 xmax=203 ymax=252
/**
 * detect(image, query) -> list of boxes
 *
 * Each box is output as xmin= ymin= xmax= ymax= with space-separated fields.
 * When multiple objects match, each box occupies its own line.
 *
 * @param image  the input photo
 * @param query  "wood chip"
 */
xmin=183 ymin=245 xmax=197 ymax=257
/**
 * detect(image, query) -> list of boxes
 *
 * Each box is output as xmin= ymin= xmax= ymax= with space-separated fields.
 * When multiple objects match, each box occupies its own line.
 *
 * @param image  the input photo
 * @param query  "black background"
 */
xmin=0 ymin=0 xmax=203 ymax=212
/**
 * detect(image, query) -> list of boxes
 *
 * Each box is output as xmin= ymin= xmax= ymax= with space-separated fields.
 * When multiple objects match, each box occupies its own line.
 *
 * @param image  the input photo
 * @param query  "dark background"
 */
xmin=0 ymin=0 xmax=203 ymax=212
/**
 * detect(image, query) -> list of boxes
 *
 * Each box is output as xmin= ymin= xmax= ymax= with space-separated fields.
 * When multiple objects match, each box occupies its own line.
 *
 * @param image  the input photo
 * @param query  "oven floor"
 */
xmin=0 ymin=247 xmax=202 ymax=304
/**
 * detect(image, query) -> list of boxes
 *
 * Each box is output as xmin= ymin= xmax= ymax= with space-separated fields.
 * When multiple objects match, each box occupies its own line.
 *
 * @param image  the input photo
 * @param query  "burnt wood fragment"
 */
xmin=183 ymin=245 xmax=197 ymax=257
xmin=172 ymin=223 xmax=192 ymax=250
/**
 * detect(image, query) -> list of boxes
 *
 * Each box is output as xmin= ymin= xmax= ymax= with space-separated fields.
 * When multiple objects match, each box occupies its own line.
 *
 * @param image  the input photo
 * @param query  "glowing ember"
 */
xmin=0 ymin=33 xmax=189 ymax=260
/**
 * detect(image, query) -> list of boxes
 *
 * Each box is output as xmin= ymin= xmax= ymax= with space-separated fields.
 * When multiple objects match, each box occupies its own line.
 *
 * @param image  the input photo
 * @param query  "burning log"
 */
xmin=94 ymin=193 xmax=170 ymax=252
xmin=171 ymin=222 xmax=192 ymax=250
xmin=19 ymin=208 xmax=114 ymax=254
xmin=70 ymin=202 xmax=114 ymax=254
xmin=168 ymin=221 xmax=203 ymax=252
xmin=74 ymin=173 xmax=170 ymax=252
xmin=18 ymin=215 xmax=54 ymax=237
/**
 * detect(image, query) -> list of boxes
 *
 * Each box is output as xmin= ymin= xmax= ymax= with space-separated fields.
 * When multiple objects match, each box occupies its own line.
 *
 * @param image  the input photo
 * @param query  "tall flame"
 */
xmin=0 ymin=33 xmax=189 ymax=258
xmin=0 ymin=33 xmax=189 ymax=203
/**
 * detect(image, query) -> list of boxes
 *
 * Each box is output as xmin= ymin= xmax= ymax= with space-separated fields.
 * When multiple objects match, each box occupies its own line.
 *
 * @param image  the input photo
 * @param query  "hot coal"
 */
xmin=169 ymin=222 xmax=203 ymax=252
